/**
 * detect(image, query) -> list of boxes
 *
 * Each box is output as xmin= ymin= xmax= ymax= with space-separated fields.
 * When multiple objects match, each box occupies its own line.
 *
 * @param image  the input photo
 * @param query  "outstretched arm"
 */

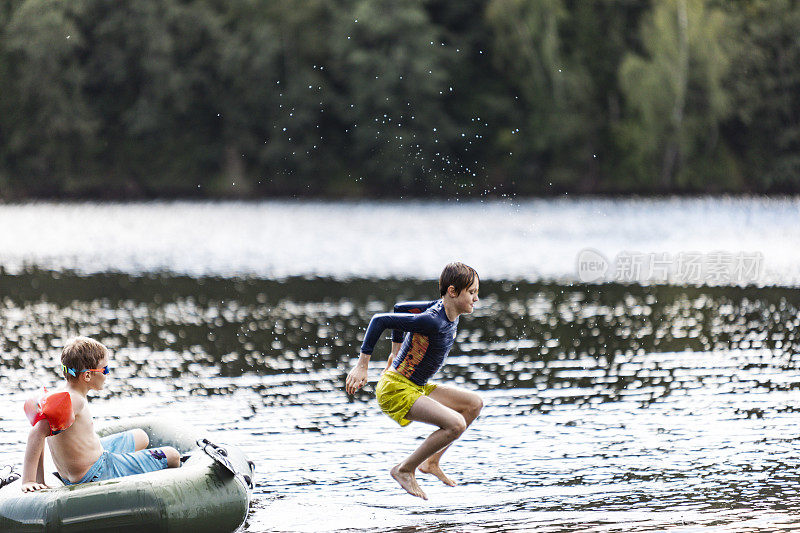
xmin=345 ymin=341 xmax=401 ymax=393
xmin=346 ymin=311 xmax=436 ymax=394
xmin=345 ymin=352 xmax=371 ymax=394
xmin=21 ymin=420 xmax=50 ymax=492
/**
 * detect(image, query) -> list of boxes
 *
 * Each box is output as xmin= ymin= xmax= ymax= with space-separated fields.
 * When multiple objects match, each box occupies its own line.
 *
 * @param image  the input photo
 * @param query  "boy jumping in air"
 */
xmin=21 ymin=336 xmax=180 ymax=491
xmin=345 ymin=262 xmax=483 ymax=500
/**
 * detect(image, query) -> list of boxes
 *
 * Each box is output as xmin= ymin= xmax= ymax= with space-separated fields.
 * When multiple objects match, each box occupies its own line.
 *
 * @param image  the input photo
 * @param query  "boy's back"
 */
xmin=47 ymin=390 xmax=104 ymax=483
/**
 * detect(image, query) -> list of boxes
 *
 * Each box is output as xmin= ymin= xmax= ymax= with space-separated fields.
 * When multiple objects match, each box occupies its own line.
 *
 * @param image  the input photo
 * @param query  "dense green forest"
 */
xmin=0 ymin=0 xmax=798 ymax=198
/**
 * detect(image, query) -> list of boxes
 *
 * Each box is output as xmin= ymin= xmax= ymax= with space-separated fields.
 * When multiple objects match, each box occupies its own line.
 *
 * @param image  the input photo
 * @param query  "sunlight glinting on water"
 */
xmin=0 ymin=198 xmax=799 ymax=285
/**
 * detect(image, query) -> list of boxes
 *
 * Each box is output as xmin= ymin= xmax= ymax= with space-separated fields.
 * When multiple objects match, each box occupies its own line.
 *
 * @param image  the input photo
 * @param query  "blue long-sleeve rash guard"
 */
xmin=360 ymin=300 xmax=458 ymax=386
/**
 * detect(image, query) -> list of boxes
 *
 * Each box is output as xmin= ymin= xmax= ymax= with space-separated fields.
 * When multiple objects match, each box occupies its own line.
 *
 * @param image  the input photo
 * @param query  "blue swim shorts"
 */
xmin=63 ymin=429 xmax=170 ymax=485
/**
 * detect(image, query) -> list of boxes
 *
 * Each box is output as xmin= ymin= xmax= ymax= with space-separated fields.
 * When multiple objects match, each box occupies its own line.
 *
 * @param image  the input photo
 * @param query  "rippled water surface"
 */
xmin=2 ymin=270 xmax=800 ymax=532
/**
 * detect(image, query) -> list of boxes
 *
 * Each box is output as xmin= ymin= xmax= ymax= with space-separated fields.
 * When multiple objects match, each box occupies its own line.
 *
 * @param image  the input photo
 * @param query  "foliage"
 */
xmin=617 ymin=0 xmax=736 ymax=192
xmin=0 ymin=0 xmax=796 ymax=198
xmin=725 ymin=0 xmax=800 ymax=192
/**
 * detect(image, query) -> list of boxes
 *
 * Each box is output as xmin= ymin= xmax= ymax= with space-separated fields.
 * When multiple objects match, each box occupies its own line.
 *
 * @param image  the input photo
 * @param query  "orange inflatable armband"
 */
xmin=23 ymin=391 xmax=74 ymax=435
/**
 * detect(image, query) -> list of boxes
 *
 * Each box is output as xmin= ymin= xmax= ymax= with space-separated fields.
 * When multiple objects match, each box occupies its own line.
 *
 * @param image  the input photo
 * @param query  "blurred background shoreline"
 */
xmin=1 ymin=0 xmax=799 ymax=200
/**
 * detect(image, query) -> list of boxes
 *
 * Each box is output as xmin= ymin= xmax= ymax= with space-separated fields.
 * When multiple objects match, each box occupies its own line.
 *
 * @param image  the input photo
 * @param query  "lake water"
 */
xmin=0 ymin=197 xmax=798 ymax=284
xmin=1 ymin=199 xmax=799 ymax=532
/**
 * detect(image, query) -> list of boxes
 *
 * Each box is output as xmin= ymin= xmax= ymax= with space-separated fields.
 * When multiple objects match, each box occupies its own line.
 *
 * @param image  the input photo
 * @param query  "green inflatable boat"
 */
xmin=0 ymin=418 xmax=254 ymax=533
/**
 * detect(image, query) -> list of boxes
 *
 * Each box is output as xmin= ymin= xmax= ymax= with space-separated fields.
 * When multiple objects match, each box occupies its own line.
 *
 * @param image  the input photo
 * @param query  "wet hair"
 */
xmin=439 ymin=262 xmax=479 ymax=297
xmin=61 ymin=336 xmax=107 ymax=381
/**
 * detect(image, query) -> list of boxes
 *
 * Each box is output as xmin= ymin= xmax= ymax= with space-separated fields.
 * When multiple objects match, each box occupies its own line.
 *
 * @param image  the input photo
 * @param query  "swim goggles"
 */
xmin=62 ymin=365 xmax=110 ymax=377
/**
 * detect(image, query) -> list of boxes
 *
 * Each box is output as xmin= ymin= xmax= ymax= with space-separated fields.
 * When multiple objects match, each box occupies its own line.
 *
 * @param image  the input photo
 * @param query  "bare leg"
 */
xmin=391 ymin=396 xmax=467 ymax=500
xmin=418 ymin=385 xmax=483 ymax=486
xmin=132 ymin=428 xmax=149 ymax=451
xmin=160 ymin=446 xmax=181 ymax=468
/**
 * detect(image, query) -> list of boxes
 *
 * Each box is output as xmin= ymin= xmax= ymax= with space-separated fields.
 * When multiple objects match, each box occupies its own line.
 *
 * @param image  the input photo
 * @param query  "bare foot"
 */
xmin=390 ymin=465 xmax=427 ymax=500
xmin=418 ymin=460 xmax=457 ymax=487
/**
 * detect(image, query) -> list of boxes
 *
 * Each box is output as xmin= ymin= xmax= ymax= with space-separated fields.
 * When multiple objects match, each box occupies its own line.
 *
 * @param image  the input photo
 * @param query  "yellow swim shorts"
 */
xmin=375 ymin=370 xmax=437 ymax=427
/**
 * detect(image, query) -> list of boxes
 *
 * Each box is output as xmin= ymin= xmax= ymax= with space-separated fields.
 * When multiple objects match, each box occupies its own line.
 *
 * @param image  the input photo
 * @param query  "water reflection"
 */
xmin=1 ymin=270 xmax=799 ymax=532
xmin=2 ymin=271 xmax=797 ymax=403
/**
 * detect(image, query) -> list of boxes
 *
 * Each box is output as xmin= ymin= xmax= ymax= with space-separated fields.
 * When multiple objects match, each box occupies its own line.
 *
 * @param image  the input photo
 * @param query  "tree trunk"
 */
xmin=662 ymin=0 xmax=689 ymax=189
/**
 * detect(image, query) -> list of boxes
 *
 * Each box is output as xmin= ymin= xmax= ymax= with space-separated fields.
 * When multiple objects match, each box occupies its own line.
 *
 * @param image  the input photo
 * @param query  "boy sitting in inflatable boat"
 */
xmin=21 ymin=336 xmax=180 ymax=492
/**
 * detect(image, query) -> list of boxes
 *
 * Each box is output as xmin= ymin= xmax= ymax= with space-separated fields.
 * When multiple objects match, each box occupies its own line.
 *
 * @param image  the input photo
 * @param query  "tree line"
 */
xmin=0 ymin=0 xmax=797 ymax=199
